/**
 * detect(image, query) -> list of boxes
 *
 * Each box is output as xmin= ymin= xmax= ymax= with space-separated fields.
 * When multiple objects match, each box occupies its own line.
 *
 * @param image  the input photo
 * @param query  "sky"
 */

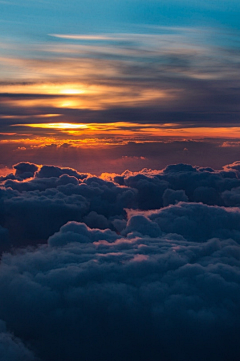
xmin=1 ymin=3 xmax=240 ymax=360
xmin=0 ymin=0 xmax=240 ymax=173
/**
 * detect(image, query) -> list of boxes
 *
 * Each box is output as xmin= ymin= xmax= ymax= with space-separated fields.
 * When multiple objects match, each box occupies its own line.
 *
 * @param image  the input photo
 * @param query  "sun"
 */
xmin=60 ymin=88 xmax=85 ymax=95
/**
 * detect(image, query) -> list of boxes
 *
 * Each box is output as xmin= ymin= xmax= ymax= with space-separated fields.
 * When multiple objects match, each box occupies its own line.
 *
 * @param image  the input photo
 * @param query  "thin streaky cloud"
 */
xmin=49 ymin=34 xmax=115 ymax=41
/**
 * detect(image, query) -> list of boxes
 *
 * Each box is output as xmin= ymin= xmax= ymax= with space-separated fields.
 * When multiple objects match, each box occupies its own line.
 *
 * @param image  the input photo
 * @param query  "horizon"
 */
xmin=1 ymin=2 xmax=240 ymax=361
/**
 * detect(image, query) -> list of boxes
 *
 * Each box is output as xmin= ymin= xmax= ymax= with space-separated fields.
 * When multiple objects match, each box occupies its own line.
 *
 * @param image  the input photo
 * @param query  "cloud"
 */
xmin=0 ymin=28 xmax=240 ymax=144
xmin=122 ymin=214 xmax=161 ymax=237
xmin=0 ymin=226 xmax=9 ymax=253
xmin=48 ymin=221 xmax=121 ymax=247
xmin=0 ymin=320 xmax=35 ymax=361
xmin=0 ymin=220 xmax=240 ymax=360
xmin=2 ymin=138 xmax=240 ymax=176
xmin=14 ymin=162 xmax=38 ymax=179
xmin=49 ymin=34 xmax=113 ymax=40
xmin=0 ymin=161 xmax=240 ymax=360
xmin=127 ymin=202 xmax=240 ymax=242
xmin=162 ymin=188 xmax=188 ymax=206
xmin=223 ymin=161 xmax=240 ymax=176
xmin=35 ymin=165 xmax=87 ymax=180
xmin=2 ymin=160 xmax=240 ymax=248
xmin=0 ymin=163 xmax=137 ymax=246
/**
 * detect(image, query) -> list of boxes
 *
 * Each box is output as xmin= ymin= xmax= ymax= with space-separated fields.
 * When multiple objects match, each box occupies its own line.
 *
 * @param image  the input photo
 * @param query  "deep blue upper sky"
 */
xmin=1 ymin=0 xmax=240 ymax=39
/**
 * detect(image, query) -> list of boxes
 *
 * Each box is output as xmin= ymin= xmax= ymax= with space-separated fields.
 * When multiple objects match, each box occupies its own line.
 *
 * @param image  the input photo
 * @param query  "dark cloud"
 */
xmin=1 ymin=107 xmax=240 ymax=133
xmin=0 ymin=221 xmax=240 ymax=361
xmin=0 ymin=161 xmax=240 ymax=360
xmin=14 ymin=162 xmax=38 ymax=179
xmin=83 ymin=211 xmax=110 ymax=229
xmin=162 ymin=188 xmax=188 ymax=206
xmin=48 ymin=221 xmax=121 ymax=247
xmin=2 ymin=160 xmax=240 ymax=248
xmin=0 ymin=226 xmax=9 ymax=253
xmin=146 ymin=202 xmax=240 ymax=242
xmin=0 ymin=323 xmax=35 ymax=361
xmin=36 ymin=165 xmax=87 ymax=180
xmin=224 ymin=161 xmax=240 ymax=175
xmin=0 ymin=164 xmax=137 ymax=246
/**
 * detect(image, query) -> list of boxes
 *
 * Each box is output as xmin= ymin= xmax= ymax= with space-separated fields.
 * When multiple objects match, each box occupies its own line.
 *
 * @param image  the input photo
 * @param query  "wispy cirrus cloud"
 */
xmin=0 ymin=27 xmax=240 ymax=154
xmin=49 ymin=34 xmax=115 ymax=41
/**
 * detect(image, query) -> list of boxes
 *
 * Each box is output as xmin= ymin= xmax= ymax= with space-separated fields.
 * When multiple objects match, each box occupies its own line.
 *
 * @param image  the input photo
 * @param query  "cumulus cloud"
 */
xmin=122 ymin=214 xmax=161 ymax=238
xmin=127 ymin=202 xmax=240 ymax=242
xmin=1 ymin=161 xmax=240 ymax=248
xmin=14 ymin=162 xmax=38 ymax=179
xmin=0 ymin=161 xmax=240 ymax=360
xmin=0 ymin=320 xmax=35 ymax=361
xmin=222 ymin=187 xmax=240 ymax=206
xmin=162 ymin=188 xmax=188 ymax=206
xmin=35 ymin=165 xmax=87 ymax=180
xmin=0 ymin=221 xmax=240 ymax=361
xmin=48 ymin=221 xmax=121 ymax=246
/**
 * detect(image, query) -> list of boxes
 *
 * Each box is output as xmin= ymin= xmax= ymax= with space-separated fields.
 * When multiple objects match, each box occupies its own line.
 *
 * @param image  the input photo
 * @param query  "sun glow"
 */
xmin=20 ymin=123 xmax=89 ymax=130
xmin=59 ymin=88 xmax=85 ymax=95
xmin=0 ymin=83 xmax=86 ymax=96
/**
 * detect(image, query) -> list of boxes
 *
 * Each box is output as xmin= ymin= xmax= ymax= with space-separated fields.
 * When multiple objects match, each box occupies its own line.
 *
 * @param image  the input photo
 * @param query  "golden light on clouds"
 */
xmin=0 ymin=76 xmax=176 ymax=111
xmin=10 ymin=122 xmax=240 ymax=144
xmin=0 ymin=30 xmax=240 ymax=152
xmin=0 ymin=83 xmax=86 ymax=96
xmin=22 ymin=123 xmax=89 ymax=130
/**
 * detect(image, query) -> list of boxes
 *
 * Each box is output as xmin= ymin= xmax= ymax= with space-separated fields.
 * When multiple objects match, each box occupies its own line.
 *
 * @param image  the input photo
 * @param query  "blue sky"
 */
xmin=1 ymin=0 xmax=240 ymax=38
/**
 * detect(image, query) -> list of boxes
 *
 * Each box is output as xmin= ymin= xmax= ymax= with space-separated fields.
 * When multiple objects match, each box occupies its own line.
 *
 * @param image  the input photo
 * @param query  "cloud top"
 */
xmin=0 ymin=161 xmax=240 ymax=360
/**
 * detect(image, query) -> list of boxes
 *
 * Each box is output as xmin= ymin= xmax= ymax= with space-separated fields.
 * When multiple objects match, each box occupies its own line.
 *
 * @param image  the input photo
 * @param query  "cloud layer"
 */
xmin=0 ymin=161 xmax=240 ymax=360
xmin=1 ymin=161 xmax=240 ymax=248
xmin=0 ymin=27 xmax=240 ymax=144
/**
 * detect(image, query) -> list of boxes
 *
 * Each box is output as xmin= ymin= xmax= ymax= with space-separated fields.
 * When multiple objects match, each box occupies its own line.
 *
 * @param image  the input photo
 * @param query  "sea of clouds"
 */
xmin=0 ymin=161 xmax=240 ymax=360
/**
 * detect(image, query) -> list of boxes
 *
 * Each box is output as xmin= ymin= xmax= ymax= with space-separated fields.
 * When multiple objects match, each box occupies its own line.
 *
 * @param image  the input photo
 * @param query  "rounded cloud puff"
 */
xmin=14 ymin=162 xmax=38 ymax=179
xmin=48 ymin=221 xmax=121 ymax=246
xmin=147 ymin=202 xmax=240 ymax=242
xmin=123 ymin=215 xmax=161 ymax=237
xmin=162 ymin=188 xmax=188 ymax=206
xmin=36 ymin=165 xmax=87 ymax=180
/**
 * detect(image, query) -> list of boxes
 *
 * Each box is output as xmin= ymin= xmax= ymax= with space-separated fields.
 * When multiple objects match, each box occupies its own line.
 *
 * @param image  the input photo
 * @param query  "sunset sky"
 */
xmin=1 ymin=3 xmax=240 ymax=361
xmin=1 ymin=0 xmax=240 ymax=173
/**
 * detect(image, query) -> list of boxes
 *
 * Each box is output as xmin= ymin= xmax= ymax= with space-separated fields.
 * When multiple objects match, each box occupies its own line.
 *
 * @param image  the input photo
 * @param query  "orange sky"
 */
xmin=0 ymin=28 xmax=240 ymax=173
xmin=4 ymin=119 xmax=240 ymax=148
